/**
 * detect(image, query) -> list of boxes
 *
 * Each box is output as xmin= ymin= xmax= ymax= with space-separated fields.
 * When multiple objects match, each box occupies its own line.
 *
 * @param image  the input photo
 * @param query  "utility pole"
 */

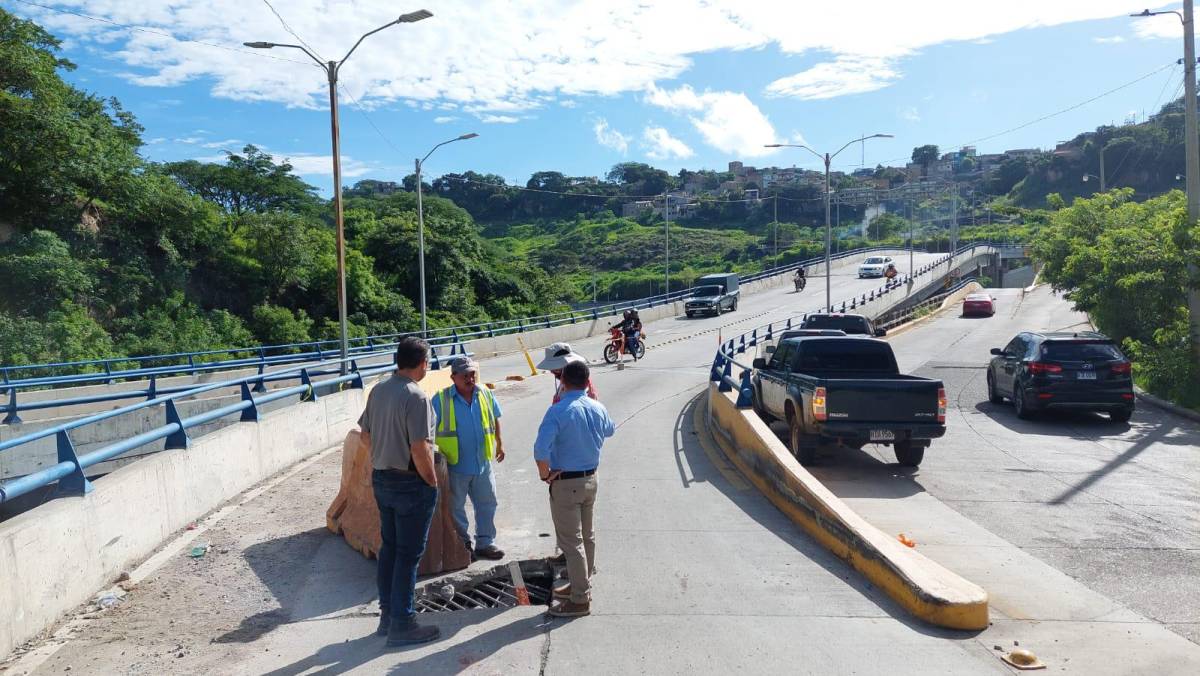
xmin=1186 ymin=0 xmax=1200 ymax=368
xmin=773 ymin=195 xmax=779 ymax=261
xmin=664 ymin=193 xmax=671 ymax=297
xmin=1133 ymin=3 xmax=1200 ymax=367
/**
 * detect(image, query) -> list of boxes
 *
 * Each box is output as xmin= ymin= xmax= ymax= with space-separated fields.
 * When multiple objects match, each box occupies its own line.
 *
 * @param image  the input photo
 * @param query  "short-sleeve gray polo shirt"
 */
xmin=357 ymin=373 xmax=435 ymax=471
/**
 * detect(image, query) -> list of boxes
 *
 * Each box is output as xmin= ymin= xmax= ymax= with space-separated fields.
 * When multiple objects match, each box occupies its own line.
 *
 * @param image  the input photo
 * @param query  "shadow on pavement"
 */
xmin=258 ymin=611 xmax=558 ymax=676
xmin=682 ymin=393 xmax=975 ymax=639
xmin=214 ymin=527 xmax=377 ymax=644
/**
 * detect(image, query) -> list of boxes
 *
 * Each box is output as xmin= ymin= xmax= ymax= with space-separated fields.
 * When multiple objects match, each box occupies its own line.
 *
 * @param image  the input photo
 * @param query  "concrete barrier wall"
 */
xmin=464 ymin=249 xmax=912 ymax=359
xmin=0 ymin=368 xmax=450 ymax=658
xmin=705 ymin=384 xmax=988 ymax=630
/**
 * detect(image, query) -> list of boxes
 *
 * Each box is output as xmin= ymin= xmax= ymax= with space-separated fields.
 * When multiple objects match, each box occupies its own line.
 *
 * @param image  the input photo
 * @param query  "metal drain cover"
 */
xmin=415 ymin=559 xmax=555 ymax=613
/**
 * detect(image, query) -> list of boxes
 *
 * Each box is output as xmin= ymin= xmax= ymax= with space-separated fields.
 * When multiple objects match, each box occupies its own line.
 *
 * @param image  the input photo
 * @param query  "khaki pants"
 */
xmin=549 ymin=475 xmax=598 ymax=604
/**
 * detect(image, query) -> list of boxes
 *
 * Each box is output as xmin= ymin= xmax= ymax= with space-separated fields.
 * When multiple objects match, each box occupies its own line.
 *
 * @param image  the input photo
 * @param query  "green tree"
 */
xmin=0 ymin=230 xmax=94 ymax=316
xmin=160 ymin=145 xmax=320 ymax=222
xmin=249 ymin=304 xmax=314 ymax=347
xmin=911 ymin=145 xmax=940 ymax=177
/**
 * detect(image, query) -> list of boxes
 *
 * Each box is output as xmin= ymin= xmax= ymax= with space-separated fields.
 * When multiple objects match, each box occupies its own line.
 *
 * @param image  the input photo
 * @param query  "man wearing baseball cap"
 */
xmin=432 ymin=357 xmax=506 ymax=561
xmin=536 ymin=342 xmax=599 ymax=404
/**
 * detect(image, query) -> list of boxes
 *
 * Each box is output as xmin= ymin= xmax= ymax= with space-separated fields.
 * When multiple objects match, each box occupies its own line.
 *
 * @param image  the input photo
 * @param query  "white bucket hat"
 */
xmin=536 ymin=342 xmax=584 ymax=371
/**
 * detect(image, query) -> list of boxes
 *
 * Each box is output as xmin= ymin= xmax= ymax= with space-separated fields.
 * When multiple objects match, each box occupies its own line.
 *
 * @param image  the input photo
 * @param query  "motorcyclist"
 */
xmin=884 ymin=263 xmax=898 ymax=280
xmin=793 ymin=267 xmax=806 ymax=290
xmin=613 ymin=310 xmax=643 ymax=359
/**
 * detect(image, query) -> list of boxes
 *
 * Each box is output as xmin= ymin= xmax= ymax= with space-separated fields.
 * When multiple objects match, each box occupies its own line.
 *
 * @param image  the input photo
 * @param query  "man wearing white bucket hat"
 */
xmin=536 ymin=342 xmax=599 ymax=403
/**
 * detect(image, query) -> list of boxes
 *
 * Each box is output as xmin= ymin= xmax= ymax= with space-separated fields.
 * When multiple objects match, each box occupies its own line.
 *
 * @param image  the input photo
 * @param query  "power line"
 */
xmin=260 ymin=0 xmax=325 ymax=62
xmin=9 ymin=0 xmax=315 ymax=67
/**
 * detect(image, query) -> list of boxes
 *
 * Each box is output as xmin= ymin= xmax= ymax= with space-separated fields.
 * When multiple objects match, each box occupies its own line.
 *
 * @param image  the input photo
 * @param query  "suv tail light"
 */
xmin=813 ymin=386 xmax=827 ymax=422
xmin=1110 ymin=361 xmax=1132 ymax=375
xmin=937 ymin=388 xmax=947 ymax=423
xmin=1027 ymin=361 xmax=1063 ymax=375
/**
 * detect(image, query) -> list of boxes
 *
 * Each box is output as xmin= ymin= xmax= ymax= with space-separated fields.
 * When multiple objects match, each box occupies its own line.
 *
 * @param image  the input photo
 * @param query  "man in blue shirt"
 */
xmin=432 ymin=358 xmax=506 ymax=561
xmin=534 ymin=360 xmax=615 ymax=617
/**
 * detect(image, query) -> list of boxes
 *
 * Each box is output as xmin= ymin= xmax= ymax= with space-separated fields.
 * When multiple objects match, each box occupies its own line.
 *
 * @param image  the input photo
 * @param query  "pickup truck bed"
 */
xmin=752 ymin=337 xmax=946 ymax=467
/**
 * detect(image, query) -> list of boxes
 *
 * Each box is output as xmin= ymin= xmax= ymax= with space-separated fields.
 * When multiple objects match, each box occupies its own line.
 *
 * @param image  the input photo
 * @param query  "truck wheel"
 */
xmin=1109 ymin=407 xmax=1133 ymax=423
xmin=893 ymin=441 xmax=924 ymax=467
xmin=789 ymin=414 xmax=817 ymax=466
xmin=686 ymin=311 xmax=694 ymax=318
xmin=986 ymin=372 xmax=1003 ymax=404
xmin=753 ymin=387 xmax=774 ymax=423
xmin=731 ymin=298 xmax=738 ymax=312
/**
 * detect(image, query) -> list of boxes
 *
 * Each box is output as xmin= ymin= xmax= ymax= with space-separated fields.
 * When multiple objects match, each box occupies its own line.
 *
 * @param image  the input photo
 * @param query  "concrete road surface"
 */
xmin=11 ymin=266 xmax=1199 ymax=674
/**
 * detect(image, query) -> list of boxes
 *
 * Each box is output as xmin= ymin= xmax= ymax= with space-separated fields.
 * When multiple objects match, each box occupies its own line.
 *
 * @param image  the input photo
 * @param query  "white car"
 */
xmin=858 ymin=255 xmax=895 ymax=278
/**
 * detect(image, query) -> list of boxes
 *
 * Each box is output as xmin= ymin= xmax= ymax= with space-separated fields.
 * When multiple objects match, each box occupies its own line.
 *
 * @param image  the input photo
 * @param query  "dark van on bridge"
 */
xmin=685 ymin=273 xmax=739 ymax=317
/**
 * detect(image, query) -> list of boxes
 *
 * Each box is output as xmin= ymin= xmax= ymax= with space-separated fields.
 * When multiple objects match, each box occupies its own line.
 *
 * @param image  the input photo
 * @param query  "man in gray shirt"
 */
xmin=357 ymin=336 xmax=441 ymax=647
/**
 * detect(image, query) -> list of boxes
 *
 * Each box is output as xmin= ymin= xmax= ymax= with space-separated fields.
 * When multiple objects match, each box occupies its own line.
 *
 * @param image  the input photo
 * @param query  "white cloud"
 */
xmin=560 ymin=100 xmax=578 ymax=108
xmin=1133 ymin=17 xmax=1181 ymax=40
xmin=281 ymin=154 xmax=372 ymax=178
xmin=1093 ymin=35 xmax=1126 ymax=43
xmin=645 ymin=85 xmax=778 ymax=157
xmin=433 ymin=115 xmax=458 ymax=124
xmin=641 ymin=126 xmax=694 ymax=160
xmin=901 ymin=106 xmax=921 ymax=122
xmin=12 ymin=0 xmax=1164 ymax=111
xmin=479 ymin=114 xmax=519 ymax=124
xmin=177 ymin=137 xmax=204 ymax=144
xmin=766 ymin=56 xmax=902 ymax=100
xmin=147 ymin=137 xmax=166 ymax=144
xmin=200 ymin=138 xmax=242 ymax=148
xmin=593 ymin=118 xmax=631 ymax=154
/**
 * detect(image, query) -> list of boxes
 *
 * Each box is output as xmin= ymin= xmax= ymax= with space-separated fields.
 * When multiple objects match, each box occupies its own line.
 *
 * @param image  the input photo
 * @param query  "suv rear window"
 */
xmin=802 ymin=315 xmax=870 ymax=334
xmin=792 ymin=340 xmax=897 ymax=374
xmin=1040 ymin=341 xmax=1123 ymax=361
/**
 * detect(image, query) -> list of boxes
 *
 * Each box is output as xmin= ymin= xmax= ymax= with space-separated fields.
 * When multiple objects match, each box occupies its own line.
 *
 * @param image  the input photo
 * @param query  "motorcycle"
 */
xmin=794 ymin=276 xmax=807 ymax=292
xmin=604 ymin=327 xmax=645 ymax=363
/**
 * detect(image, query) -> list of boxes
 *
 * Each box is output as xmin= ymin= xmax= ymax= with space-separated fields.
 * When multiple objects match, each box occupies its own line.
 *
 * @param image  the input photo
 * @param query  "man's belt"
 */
xmin=556 ymin=468 xmax=597 ymax=480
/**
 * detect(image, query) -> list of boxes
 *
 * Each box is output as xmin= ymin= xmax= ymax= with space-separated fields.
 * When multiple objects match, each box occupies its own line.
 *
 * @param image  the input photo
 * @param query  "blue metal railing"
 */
xmin=0 ymin=243 xmax=918 ymax=398
xmin=0 ymin=344 xmax=470 ymax=505
xmin=709 ymin=244 xmax=999 ymax=408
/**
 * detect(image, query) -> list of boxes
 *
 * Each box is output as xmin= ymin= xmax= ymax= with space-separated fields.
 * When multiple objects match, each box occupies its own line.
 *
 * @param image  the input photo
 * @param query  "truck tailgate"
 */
xmin=823 ymin=377 xmax=942 ymax=424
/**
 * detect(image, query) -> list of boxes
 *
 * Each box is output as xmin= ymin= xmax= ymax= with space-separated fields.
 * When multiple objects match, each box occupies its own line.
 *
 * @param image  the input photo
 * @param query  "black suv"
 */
xmin=986 ymin=331 xmax=1134 ymax=422
xmin=800 ymin=313 xmax=887 ymax=337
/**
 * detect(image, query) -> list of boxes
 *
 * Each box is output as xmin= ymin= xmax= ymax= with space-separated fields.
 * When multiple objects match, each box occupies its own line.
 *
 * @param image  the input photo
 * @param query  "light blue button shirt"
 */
xmin=534 ymin=389 xmax=615 ymax=471
xmin=432 ymin=387 xmax=502 ymax=476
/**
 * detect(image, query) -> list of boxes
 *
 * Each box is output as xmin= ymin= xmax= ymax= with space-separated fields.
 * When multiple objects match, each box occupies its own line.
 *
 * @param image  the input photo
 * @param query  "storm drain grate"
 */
xmin=415 ymin=561 xmax=555 ymax=612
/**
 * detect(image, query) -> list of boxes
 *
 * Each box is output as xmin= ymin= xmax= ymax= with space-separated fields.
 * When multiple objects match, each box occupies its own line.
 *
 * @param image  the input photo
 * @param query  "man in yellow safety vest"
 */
xmin=432 ymin=357 xmax=506 ymax=561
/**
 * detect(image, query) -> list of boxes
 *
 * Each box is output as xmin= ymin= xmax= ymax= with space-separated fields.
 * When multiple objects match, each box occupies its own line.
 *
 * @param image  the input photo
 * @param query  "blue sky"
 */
xmin=5 ymin=1 xmax=1188 ymax=195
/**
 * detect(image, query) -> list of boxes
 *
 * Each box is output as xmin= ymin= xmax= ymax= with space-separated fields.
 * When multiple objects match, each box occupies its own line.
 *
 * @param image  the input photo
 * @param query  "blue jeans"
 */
xmin=448 ymin=463 xmax=498 ymax=549
xmin=372 ymin=470 xmax=437 ymax=623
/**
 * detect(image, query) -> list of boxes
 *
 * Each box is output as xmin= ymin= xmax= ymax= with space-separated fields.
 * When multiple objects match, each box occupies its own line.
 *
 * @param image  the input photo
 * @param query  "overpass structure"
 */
xmin=12 ymin=244 xmax=1194 ymax=675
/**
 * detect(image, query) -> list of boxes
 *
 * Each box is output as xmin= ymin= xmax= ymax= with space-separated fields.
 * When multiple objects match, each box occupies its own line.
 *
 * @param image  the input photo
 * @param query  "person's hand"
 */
xmin=496 ymin=446 xmax=506 ymax=463
xmin=540 ymin=470 xmax=562 ymax=484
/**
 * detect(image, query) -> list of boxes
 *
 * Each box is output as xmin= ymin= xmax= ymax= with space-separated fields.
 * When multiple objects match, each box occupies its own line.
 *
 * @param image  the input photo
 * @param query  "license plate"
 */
xmin=1076 ymin=372 xmax=1097 ymax=380
xmin=870 ymin=429 xmax=896 ymax=442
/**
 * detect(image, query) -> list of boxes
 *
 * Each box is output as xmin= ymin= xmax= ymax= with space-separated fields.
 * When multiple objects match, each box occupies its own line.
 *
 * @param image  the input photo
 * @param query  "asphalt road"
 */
xmin=17 ymin=261 xmax=1198 ymax=674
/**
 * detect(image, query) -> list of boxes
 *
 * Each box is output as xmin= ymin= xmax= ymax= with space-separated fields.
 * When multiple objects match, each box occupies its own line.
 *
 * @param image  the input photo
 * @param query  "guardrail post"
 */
xmin=765 ymin=323 xmax=773 ymax=340
xmin=1 ymin=367 xmax=8 ymax=385
xmin=710 ymin=354 xmax=724 ymax=382
xmin=146 ymin=376 xmax=157 ymax=401
xmin=239 ymin=382 xmax=260 ymax=422
xmin=164 ymin=400 xmax=189 ymax=449
xmin=300 ymin=368 xmax=319 ymax=402
xmin=737 ymin=335 xmax=746 ymax=354
xmin=570 ymin=312 xmax=577 ymax=324
xmin=429 ymin=345 xmax=440 ymax=370
xmin=786 ymin=318 xmax=792 ymax=329
xmin=187 ymin=355 xmax=197 ymax=376
xmin=253 ymin=362 xmax=268 ymax=393
xmin=718 ymin=360 xmax=733 ymax=392
xmin=735 ymin=369 xmax=754 ymax=408
xmin=315 ymin=342 xmax=324 ymax=360
xmin=518 ymin=318 xmax=524 ymax=333
xmin=349 ymin=360 xmax=364 ymax=389
xmin=3 ymin=388 xmax=21 ymax=425
xmin=103 ymin=360 xmax=113 ymax=384
xmin=53 ymin=430 xmax=93 ymax=496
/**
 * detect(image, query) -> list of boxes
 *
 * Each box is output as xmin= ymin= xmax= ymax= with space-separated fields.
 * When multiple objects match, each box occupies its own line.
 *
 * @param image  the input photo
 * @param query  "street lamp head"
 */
xmin=763 ymin=143 xmax=783 ymax=148
xmin=243 ymin=41 xmax=275 ymax=49
xmin=1131 ymin=9 xmax=1152 ymax=17
xmin=1082 ymin=175 xmax=1090 ymax=182
xmin=458 ymin=133 xmax=479 ymax=140
xmin=872 ymin=133 xmax=895 ymax=139
xmin=398 ymin=9 xmax=433 ymax=23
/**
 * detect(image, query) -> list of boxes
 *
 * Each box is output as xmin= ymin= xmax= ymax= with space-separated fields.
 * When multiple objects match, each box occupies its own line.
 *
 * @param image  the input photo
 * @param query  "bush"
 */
xmin=249 ymin=304 xmax=313 ymax=348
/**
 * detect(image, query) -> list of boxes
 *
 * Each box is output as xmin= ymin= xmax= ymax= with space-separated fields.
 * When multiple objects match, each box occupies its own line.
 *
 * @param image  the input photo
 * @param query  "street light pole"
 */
xmin=664 ymin=193 xmax=671 ymax=297
xmin=244 ymin=10 xmax=432 ymax=372
xmin=765 ymin=133 xmax=893 ymax=312
xmin=415 ymin=133 xmax=479 ymax=335
xmin=1132 ymin=3 xmax=1200 ymax=368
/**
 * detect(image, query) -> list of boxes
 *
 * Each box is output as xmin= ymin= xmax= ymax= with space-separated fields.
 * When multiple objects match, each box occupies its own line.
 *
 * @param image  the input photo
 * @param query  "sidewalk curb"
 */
xmin=1135 ymin=387 xmax=1200 ymax=424
xmin=703 ymin=385 xmax=989 ymax=631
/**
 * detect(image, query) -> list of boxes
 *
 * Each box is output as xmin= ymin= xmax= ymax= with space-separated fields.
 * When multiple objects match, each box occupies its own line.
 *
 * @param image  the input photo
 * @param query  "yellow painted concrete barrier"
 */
xmin=706 ymin=383 xmax=989 ymax=630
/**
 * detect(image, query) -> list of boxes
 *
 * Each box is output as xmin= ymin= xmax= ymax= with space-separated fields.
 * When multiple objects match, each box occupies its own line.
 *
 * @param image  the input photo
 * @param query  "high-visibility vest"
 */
xmin=434 ymin=386 xmax=497 ymax=466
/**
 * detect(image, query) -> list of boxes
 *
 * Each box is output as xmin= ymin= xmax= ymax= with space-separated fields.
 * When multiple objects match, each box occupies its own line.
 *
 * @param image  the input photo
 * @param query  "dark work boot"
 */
xmin=375 ymin=614 xmax=390 ymax=637
xmin=386 ymin=619 xmax=441 ymax=647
